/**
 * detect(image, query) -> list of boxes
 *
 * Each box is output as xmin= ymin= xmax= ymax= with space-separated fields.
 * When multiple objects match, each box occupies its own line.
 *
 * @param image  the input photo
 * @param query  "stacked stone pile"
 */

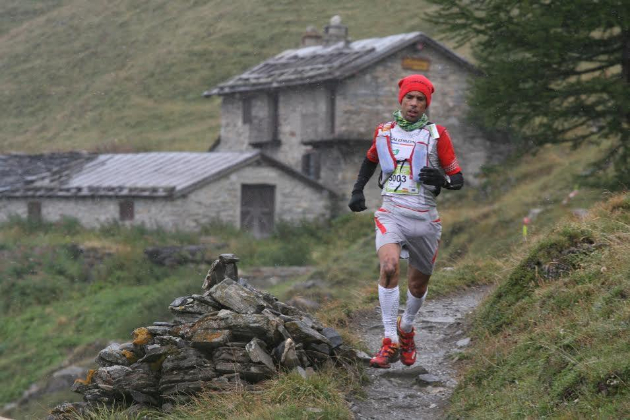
xmin=48 ymin=254 xmax=369 ymax=419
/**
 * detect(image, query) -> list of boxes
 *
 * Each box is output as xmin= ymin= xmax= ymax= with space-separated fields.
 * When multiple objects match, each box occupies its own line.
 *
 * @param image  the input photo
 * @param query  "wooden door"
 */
xmin=240 ymin=184 xmax=275 ymax=238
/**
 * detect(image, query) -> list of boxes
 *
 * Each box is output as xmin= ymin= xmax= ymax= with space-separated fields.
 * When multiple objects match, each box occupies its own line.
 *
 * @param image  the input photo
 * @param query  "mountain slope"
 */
xmin=0 ymin=0 xmax=438 ymax=153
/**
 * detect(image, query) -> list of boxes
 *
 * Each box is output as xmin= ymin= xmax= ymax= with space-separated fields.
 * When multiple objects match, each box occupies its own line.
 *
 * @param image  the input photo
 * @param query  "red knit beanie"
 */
xmin=398 ymin=74 xmax=435 ymax=106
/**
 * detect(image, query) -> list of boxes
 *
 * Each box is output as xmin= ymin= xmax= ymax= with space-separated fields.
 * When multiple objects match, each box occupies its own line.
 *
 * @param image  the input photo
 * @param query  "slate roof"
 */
xmin=0 ymin=152 xmax=94 ymax=193
xmin=0 ymin=152 xmax=335 ymax=198
xmin=204 ymin=32 xmax=479 ymax=96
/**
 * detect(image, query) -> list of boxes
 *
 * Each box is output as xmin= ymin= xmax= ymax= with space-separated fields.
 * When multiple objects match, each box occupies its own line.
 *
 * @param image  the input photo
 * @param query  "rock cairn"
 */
xmin=49 ymin=254 xmax=368 ymax=419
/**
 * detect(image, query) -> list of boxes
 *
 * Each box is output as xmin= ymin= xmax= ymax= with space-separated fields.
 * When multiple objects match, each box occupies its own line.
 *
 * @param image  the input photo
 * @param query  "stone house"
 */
xmin=204 ymin=16 xmax=501 ymax=209
xmin=0 ymin=152 xmax=334 ymax=237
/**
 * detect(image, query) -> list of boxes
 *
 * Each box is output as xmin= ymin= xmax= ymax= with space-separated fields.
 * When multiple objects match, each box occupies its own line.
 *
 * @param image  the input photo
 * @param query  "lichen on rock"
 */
xmin=132 ymin=327 xmax=153 ymax=346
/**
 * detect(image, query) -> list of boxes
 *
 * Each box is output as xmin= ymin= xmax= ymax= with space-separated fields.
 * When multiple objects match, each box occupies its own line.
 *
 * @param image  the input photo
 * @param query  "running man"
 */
xmin=348 ymin=74 xmax=464 ymax=368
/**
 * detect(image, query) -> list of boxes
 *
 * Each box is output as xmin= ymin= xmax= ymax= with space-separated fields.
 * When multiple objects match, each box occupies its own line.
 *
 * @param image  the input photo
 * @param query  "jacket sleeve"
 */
xmin=352 ymin=158 xmax=379 ymax=194
xmin=436 ymin=126 xmax=461 ymax=176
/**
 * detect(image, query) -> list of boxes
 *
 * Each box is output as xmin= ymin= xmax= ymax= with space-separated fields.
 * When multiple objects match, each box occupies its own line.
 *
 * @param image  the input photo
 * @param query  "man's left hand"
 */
xmin=419 ymin=167 xmax=445 ymax=187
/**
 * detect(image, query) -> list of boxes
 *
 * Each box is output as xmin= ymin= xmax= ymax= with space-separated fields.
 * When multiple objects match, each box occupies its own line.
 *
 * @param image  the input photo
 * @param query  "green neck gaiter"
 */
xmin=393 ymin=110 xmax=429 ymax=131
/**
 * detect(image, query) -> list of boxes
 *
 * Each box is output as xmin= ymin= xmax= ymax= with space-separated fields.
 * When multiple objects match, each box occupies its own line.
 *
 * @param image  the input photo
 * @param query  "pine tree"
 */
xmin=427 ymin=0 xmax=630 ymax=181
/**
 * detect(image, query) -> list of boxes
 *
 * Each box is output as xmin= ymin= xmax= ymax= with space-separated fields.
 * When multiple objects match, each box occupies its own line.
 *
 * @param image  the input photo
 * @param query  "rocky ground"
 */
xmin=349 ymin=285 xmax=490 ymax=420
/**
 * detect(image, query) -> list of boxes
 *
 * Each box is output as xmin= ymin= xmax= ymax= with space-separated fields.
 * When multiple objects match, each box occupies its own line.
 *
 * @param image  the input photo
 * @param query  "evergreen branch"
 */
xmin=558 ymin=63 xmax=618 ymax=77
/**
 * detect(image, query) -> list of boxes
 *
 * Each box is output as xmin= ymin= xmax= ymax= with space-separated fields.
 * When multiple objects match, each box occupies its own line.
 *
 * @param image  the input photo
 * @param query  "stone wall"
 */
xmin=315 ymin=144 xmax=383 ymax=211
xmin=217 ymin=86 xmax=330 ymax=173
xmin=218 ymin=95 xmax=251 ymax=151
xmin=0 ymin=161 xmax=332 ymax=230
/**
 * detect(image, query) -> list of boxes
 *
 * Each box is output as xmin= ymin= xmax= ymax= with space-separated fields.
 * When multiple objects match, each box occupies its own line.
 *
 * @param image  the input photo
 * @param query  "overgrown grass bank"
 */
xmin=65 ymin=366 xmax=358 ymax=420
xmin=448 ymin=193 xmax=630 ymax=419
xmin=163 ymin=366 xmax=357 ymax=420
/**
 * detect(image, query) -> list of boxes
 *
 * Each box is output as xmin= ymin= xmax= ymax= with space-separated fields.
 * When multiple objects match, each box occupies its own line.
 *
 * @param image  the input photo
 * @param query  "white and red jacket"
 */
xmin=366 ymin=121 xmax=461 ymax=209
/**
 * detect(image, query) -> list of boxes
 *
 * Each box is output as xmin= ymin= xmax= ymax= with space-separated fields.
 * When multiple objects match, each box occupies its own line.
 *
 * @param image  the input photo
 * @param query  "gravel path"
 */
xmin=349 ymin=286 xmax=490 ymax=420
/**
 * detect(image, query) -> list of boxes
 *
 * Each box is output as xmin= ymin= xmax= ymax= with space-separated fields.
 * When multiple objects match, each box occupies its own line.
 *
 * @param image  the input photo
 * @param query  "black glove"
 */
xmin=419 ymin=167 xmax=446 ymax=187
xmin=444 ymin=172 xmax=464 ymax=190
xmin=348 ymin=191 xmax=367 ymax=212
xmin=348 ymin=158 xmax=378 ymax=212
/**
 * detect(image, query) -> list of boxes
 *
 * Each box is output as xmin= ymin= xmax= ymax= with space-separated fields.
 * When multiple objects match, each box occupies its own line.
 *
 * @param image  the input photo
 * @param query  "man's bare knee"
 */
xmin=380 ymin=258 xmax=399 ymax=287
xmin=408 ymin=268 xmax=430 ymax=297
xmin=408 ymin=282 xmax=428 ymax=297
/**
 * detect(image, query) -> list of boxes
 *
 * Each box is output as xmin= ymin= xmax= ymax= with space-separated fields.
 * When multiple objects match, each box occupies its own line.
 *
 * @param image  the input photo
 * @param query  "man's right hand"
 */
xmin=348 ymin=191 xmax=367 ymax=212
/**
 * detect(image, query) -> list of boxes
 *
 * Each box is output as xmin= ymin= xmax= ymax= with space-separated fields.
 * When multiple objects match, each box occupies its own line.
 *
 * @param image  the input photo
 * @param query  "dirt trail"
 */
xmin=349 ymin=286 xmax=490 ymax=420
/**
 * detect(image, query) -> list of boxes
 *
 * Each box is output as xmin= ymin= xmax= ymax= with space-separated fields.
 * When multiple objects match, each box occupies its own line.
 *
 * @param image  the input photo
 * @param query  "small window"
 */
xmin=249 ymin=93 xmax=280 ymax=145
xmin=301 ymin=151 xmax=321 ymax=180
xmin=119 ymin=200 xmax=134 ymax=221
xmin=242 ymin=97 xmax=252 ymax=124
xmin=27 ymin=201 xmax=42 ymax=222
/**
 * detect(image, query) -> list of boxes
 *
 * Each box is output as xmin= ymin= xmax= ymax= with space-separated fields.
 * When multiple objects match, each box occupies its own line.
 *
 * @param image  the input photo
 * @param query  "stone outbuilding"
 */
xmin=204 ymin=16 xmax=504 ymax=209
xmin=0 ymin=152 xmax=335 ymax=237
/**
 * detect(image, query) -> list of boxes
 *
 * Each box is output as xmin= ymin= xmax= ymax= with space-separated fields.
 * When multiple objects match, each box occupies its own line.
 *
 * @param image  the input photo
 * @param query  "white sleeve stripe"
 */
xmin=443 ymin=159 xmax=459 ymax=173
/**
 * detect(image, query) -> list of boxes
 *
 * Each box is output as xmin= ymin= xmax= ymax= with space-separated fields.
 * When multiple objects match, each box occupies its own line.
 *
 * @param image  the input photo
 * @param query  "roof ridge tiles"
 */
xmin=204 ymin=31 xmax=478 ymax=96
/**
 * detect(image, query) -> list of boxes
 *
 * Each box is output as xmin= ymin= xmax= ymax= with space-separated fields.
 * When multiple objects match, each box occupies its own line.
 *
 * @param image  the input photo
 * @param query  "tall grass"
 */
xmin=447 ymin=193 xmax=630 ymax=419
xmin=163 ymin=367 xmax=357 ymax=420
xmin=200 ymin=219 xmax=331 ymax=267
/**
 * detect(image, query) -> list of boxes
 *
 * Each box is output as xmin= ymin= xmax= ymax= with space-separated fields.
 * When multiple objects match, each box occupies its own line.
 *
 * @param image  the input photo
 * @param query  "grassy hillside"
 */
xmin=448 ymin=193 xmax=630 ymax=419
xmin=0 ymin=0 xmax=447 ymax=154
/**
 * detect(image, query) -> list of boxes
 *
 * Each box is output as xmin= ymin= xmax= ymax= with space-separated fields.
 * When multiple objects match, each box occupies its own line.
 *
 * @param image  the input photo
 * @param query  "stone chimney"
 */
xmin=323 ymin=15 xmax=348 ymax=46
xmin=301 ymin=25 xmax=322 ymax=47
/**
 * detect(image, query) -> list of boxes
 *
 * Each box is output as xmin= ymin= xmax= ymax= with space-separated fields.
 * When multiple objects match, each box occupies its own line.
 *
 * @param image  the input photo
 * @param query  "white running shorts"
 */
xmin=374 ymin=201 xmax=442 ymax=275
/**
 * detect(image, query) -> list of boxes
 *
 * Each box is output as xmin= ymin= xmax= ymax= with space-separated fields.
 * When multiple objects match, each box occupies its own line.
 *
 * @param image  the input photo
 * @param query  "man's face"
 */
xmin=401 ymin=90 xmax=427 ymax=122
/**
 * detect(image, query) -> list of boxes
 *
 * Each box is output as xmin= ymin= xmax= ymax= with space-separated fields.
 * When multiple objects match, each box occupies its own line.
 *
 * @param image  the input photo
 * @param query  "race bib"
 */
xmin=384 ymin=161 xmax=419 ymax=195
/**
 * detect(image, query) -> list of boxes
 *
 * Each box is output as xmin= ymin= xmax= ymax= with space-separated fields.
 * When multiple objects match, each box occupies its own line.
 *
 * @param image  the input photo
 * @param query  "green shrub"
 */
xmin=0 ymin=274 xmax=74 ymax=313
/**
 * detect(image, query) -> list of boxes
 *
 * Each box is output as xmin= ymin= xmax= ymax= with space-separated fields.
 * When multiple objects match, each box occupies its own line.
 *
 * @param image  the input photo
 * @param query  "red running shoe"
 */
xmin=369 ymin=337 xmax=400 ymax=368
xmin=397 ymin=316 xmax=416 ymax=366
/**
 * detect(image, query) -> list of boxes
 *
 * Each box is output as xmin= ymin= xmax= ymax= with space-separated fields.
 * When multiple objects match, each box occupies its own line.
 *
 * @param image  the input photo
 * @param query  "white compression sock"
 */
xmin=378 ymin=285 xmax=400 ymax=343
xmin=400 ymin=289 xmax=427 ymax=333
